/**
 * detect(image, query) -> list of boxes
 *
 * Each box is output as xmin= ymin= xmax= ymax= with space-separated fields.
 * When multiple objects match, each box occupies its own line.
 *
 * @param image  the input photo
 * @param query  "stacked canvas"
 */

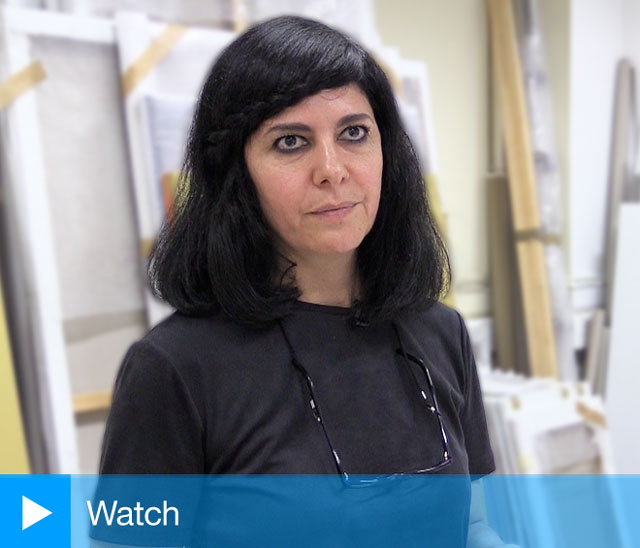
xmin=0 ymin=6 xmax=147 ymax=472
xmin=480 ymin=370 xmax=612 ymax=475
xmin=479 ymin=369 xmax=624 ymax=547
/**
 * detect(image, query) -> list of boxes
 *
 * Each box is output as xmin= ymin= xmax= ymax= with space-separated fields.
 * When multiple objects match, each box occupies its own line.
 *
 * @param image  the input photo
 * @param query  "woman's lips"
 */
xmin=309 ymin=202 xmax=358 ymax=219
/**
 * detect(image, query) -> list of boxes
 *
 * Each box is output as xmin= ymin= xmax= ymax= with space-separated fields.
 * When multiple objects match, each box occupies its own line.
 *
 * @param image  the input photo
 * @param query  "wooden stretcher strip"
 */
xmin=121 ymin=24 xmax=188 ymax=97
xmin=0 ymin=60 xmax=45 ymax=110
xmin=73 ymin=390 xmax=112 ymax=414
xmin=513 ymin=229 xmax=562 ymax=244
xmin=487 ymin=0 xmax=558 ymax=378
xmin=576 ymin=401 xmax=607 ymax=429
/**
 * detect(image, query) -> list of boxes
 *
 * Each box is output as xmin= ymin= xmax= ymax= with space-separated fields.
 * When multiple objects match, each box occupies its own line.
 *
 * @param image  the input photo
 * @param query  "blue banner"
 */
xmin=0 ymin=474 xmax=638 ymax=547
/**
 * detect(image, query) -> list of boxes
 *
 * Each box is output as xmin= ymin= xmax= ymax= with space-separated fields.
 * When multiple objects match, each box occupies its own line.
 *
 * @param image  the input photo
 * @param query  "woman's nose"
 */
xmin=311 ymin=139 xmax=348 ymax=186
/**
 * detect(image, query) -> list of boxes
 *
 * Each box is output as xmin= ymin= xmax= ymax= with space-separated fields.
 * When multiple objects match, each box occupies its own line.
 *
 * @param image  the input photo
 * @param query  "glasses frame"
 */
xmin=279 ymin=321 xmax=452 ymax=487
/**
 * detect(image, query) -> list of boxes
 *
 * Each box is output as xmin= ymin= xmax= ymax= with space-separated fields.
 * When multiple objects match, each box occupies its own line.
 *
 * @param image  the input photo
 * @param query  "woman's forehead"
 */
xmin=257 ymin=84 xmax=373 ymax=129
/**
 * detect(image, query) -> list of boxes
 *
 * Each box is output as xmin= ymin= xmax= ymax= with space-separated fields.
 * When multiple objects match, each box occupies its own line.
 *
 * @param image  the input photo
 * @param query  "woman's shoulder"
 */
xmin=401 ymin=301 xmax=466 ymax=339
xmin=130 ymin=310 xmax=279 ymax=371
xmin=144 ymin=310 xmax=232 ymax=344
xmin=114 ymin=312 xmax=278 ymax=412
xmin=398 ymin=301 xmax=473 ymax=372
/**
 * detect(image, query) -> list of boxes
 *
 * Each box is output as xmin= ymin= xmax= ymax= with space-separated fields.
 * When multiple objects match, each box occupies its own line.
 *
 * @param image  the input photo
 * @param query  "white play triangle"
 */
xmin=22 ymin=495 xmax=52 ymax=530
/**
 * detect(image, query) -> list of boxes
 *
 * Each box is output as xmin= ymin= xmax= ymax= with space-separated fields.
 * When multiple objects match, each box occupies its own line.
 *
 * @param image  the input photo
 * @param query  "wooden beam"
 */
xmin=486 ymin=0 xmax=558 ymax=378
xmin=73 ymin=390 xmax=112 ymax=414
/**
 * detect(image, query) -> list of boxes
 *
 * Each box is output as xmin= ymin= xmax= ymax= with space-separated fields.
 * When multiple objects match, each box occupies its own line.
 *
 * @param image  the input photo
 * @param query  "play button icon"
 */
xmin=22 ymin=496 xmax=52 ymax=531
xmin=0 ymin=476 xmax=69 ymax=546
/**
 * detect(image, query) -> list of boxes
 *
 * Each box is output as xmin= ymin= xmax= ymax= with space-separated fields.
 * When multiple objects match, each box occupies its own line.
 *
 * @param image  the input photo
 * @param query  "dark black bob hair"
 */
xmin=149 ymin=15 xmax=450 ymax=328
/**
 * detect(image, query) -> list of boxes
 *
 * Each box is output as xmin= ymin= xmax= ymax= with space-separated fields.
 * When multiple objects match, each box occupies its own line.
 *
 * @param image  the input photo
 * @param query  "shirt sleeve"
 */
xmin=457 ymin=312 xmax=496 ymax=476
xmin=99 ymin=341 xmax=205 ymax=474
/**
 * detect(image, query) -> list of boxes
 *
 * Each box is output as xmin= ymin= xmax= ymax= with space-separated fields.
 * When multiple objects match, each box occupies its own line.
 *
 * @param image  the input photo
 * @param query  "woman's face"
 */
xmin=244 ymin=84 xmax=383 ymax=264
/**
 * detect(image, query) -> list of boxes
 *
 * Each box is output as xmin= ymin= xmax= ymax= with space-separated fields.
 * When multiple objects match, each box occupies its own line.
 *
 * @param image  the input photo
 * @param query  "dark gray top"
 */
xmin=100 ymin=301 xmax=495 ymax=477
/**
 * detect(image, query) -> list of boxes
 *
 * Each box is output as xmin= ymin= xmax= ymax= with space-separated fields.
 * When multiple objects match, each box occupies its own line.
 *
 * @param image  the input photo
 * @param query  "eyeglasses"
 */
xmin=279 ymin=321 xmax=452 ymax=487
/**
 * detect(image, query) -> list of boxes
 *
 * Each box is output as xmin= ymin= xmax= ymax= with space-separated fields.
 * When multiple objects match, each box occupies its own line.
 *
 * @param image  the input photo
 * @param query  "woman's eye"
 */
xmin=341 ymin=125 xmax=369 ymax=142
xmin=275 ymin=135 xmax=307 ymax=151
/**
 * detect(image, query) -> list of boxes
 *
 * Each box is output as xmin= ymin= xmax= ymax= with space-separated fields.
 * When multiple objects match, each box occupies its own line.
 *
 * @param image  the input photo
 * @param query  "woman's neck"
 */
xmin=284 ymin=252 xmax=359 ymax=308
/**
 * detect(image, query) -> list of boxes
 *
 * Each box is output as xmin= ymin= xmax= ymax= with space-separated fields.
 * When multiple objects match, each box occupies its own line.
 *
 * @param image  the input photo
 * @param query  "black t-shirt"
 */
xmin=100 ymin=301 xmax=495 ymax=477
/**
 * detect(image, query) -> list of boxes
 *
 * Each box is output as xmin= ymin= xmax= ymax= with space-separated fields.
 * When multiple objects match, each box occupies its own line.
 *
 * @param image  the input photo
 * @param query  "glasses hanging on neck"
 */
xmin=278 ymin=320 xmax=452 ymax=487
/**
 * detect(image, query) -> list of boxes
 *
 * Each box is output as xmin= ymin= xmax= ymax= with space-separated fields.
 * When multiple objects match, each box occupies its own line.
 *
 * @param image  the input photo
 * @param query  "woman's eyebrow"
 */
xmin=264 ymin=113 xmax=374 ymax=135
xmin=265 ymin=122 xmax=311 ymax=135
xmin=336 ymin=113 xmax=373 ymax=126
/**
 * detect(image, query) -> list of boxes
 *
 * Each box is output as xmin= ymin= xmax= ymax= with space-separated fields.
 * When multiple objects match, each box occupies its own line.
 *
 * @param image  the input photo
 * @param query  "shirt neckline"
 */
xmin=293 ymin=300 xmax=352 ymax=315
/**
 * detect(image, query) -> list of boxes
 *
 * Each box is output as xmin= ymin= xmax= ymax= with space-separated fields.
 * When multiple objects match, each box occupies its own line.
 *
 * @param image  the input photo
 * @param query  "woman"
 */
xmin=100 ymin=15 xmax=511 ymax=548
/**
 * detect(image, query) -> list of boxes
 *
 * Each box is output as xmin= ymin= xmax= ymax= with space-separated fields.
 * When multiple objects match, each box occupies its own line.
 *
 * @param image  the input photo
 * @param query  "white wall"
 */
xmin=374 ymin=0 xmax=490 ymax=318
xmin=623 ymin=0 xmax=640 ymax=85
xmin=569 ymin=0 xmax=625 ymax=311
